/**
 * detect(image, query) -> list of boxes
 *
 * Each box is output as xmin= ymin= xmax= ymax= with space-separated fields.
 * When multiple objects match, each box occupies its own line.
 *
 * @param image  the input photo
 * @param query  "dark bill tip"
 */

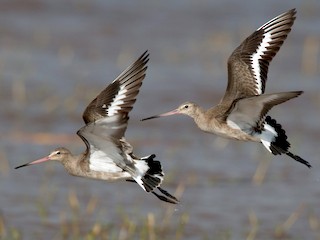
xmin=15 ymin=163 xmax=30 ymax=169
xmin=140 ymin=115 xmax=160 ymax=121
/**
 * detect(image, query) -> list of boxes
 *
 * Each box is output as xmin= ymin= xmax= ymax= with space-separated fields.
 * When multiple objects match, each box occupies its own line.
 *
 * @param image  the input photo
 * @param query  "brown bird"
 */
xmin=15 ymin=51 xmax=179 ymax=204
xmin=142 ymin=9 xmax=311 ymax=168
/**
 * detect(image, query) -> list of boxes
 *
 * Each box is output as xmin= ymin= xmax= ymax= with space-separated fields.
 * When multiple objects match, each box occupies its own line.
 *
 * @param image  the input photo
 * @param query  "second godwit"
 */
xmin=15 ymin=51 xmax=179 ymax=204
xmin=142 ymin=9 xmax=311 ymax=168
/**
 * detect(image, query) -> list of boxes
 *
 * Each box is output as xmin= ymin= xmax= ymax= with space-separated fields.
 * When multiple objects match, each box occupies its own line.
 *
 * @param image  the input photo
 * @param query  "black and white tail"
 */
xmin=130 ymin=154 xmax=179 ymax=204
xmin=133 ymin=154 xmax=164 ymax=192
xmin=259 ymin=116 xmax=311 ymax=168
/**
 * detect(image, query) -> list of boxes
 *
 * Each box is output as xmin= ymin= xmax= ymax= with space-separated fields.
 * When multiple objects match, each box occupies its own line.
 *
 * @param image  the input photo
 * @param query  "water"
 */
xmin=1 ymin=1 xmax=320 ymax=239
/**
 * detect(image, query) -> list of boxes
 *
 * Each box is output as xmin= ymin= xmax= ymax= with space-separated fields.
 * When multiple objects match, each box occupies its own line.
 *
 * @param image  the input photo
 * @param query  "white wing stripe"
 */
xmin=107 ymin=87 xmax=128 ymax=116
xmin=250 ymin=32 xmax=272 ymax=95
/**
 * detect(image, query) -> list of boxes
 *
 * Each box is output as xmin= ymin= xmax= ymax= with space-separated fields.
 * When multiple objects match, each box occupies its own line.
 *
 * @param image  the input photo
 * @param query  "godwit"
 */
xmin=15 ymin=51 xmax=179 ymax=204
xmin=142 ymin=9 xmax=311 ymax=168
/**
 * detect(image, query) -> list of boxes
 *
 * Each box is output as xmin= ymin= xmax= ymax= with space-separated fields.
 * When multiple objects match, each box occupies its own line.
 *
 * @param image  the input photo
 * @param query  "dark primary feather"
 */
xmin=83 ymin=51 xmax=149 ymax=124
xmin=223 ymin=9 xmax=296 ymax=102
xmin=77 ymin=51 xmax=149 ymax=157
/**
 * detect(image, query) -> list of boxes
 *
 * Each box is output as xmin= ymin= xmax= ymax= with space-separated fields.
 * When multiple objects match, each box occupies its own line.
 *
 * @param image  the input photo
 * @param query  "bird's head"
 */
xmin=141 ymin=102 xmax=198 ymax=121
xmin=15 ymin=147 xmax=71 ymax=169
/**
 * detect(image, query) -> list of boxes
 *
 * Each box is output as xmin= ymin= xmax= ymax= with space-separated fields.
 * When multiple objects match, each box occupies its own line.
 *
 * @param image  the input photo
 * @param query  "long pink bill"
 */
xmin=141 ymin=109 xmax=180 ymax=121
xmin=15 ymin=156 xmax=50 ymax=169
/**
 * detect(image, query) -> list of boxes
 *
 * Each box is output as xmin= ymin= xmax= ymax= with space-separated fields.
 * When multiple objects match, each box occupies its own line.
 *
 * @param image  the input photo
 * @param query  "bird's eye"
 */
xmin=184 ymin=105 xmax=189 ymax=109
xmin=56 ymin=151 xmax=61 ymax=155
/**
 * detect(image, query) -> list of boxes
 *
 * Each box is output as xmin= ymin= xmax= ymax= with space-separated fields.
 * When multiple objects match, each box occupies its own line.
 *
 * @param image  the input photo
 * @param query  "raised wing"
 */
xmin=77 ymin=51 xmax=149 ymax=173
xmin=83 ymin=51 xmax=149 ymax=125
xmin=222 ymin=9 xmax=296 ymax=103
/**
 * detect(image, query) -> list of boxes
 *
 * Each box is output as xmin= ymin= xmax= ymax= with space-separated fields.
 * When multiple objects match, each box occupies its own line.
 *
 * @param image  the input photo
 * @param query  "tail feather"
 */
xmin=126 ymin=154 xmax=179 ymax=204
xmin=260 ymin=116 xmax=311 ymax=168
xmin=265 ymin=116 xmax=290 ymax=154
xmin=132 ymin=154 xmax=164 ymax=192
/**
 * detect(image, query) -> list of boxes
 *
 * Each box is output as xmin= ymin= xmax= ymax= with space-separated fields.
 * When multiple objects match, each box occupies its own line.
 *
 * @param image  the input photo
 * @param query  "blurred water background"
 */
xmin=1 ymin=0 xmax=320 ymax=239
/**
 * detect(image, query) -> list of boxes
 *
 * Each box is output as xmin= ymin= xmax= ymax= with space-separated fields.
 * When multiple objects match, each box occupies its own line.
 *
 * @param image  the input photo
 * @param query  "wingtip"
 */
xmin=142 ymin=49 xmax=149 ymax=55
xmin=283 ymin=8 xmax=296 ymax=17
xmin=295 ymin=90 xmax=303 ymax=97
xmin=290 ymin=8 xmax=297 ymax=14
xmin=140 ymin=50 xmax=150 ymax=63
xmin=289 ymin=8 xmax=297 ymax=20
xmin=290 ymin=90 xmax=303 ymax=98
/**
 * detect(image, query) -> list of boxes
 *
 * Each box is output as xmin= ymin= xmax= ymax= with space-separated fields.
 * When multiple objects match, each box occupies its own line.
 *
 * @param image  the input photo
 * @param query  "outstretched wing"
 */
xmin=77 ymin=51 xmax=149 ymax=173
xmin=83 ymin=51 xmax=149 ymax=132
xmin=222 ymin=9 xmax=296 ymax=103
xmin=226 ymin=91 xmax=302 ymax=133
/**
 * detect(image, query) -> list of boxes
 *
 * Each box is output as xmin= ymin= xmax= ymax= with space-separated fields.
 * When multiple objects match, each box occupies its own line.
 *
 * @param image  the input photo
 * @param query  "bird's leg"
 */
xmin=151 ymin=191 xmax=179 ymax=204
xmin=286 ymin=152 xmax=312 ymax=168
xmin=126 ymin=179 xmax=179 ymax=204
xmin=157 ymin=187 xmax=179 ymax=202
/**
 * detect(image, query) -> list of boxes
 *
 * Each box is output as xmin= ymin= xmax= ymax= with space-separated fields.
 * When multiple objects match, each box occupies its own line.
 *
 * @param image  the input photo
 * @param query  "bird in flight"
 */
xmin=142 ymin=9 xmax=311 ymax=168
xmin=16 ymin=51 xmax=179 ymax=204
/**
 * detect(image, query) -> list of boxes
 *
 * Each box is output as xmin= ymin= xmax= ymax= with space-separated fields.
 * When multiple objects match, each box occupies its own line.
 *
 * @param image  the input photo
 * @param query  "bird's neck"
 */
xmin=61 ymin=153 xmax=86 ymax=177
xmin=192 ymin=105 xmax=210 ymax=131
